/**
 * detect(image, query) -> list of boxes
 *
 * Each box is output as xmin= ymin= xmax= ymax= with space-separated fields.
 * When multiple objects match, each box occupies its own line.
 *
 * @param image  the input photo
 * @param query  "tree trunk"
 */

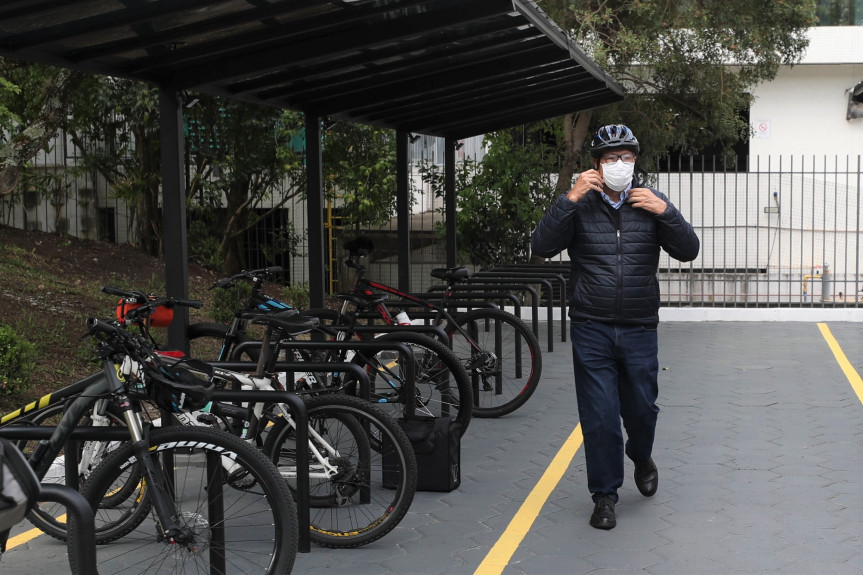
xmin=530 ymin=110 xmax=594 ymax=264
xmin=133 ymin=125 xmax=163 ymax=257
xmin=219 ymin=179 xmax=251 ymax=274
xmin=554 ymin=110 xmax=592 ymax=194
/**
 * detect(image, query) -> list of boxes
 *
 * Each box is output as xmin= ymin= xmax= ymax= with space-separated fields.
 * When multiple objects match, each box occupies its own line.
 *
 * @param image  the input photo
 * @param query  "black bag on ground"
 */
xmin=384 ymin=416 xmax=461 ymax=492
xmin=0 ymin=438 xmax=40 ymax=554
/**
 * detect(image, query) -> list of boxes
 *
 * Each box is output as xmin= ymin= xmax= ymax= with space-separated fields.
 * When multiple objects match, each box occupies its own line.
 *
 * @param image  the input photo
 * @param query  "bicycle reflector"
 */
xmin=148 ymin=359 xmax=215 ymax=413
xmin=116 ymin=297 xmax=174 ymax=327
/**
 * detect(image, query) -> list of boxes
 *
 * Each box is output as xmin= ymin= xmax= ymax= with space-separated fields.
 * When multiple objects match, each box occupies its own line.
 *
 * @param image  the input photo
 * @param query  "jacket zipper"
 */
xmin=616 ymin=227 xmax=623 ymax=319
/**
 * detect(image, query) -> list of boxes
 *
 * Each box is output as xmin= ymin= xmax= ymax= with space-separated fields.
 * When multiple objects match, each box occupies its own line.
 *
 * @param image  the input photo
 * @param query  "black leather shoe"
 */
xmin=634 ymin=458 xmax=658 ymax=497
xmin=589 ymin=496 xmax=616 ymax=530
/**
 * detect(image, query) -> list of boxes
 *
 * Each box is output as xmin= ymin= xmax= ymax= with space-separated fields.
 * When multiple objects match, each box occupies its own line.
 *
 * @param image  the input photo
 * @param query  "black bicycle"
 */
xmin=307 ymin=238 xmax=543 ymax=418
xmin=0 ymin=310 xmax=299 ymax=574
xmin=107 ymin=285 xmax=419 ymax=549
xmin=186 ymin=267 xmax=474 ymax=434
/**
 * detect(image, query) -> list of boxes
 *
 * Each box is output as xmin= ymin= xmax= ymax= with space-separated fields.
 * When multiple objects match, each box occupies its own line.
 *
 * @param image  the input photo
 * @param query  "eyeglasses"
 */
xmin=599 ymin=153 xmax=636 ymax=164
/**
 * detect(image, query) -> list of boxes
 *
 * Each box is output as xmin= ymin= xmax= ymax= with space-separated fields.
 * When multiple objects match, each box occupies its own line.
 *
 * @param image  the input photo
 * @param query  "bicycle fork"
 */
xmin=105 ymin=362 xmax=187 ymax=544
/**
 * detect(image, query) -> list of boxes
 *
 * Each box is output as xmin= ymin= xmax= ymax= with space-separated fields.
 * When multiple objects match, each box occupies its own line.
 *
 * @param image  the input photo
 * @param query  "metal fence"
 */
xmin=2 ymin=146 xmax=860 ymax=308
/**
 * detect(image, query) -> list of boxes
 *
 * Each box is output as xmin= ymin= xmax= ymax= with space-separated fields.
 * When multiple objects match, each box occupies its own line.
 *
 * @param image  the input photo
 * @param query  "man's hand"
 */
xmin=627 ymin=187 xmax=667 ymax=215
xmin=567 ymin=169 xmax=603 ymax=202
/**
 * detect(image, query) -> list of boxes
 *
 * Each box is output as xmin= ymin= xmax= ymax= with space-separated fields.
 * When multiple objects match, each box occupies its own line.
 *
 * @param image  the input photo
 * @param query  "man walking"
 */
xmin=530 ymin=124 xmax=700 ymax=529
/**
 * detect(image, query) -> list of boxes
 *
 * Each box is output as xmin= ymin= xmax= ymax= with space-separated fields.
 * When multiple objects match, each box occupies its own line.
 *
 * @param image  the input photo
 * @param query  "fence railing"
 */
xmin=2 ymin=150 xmax=860 ymax=308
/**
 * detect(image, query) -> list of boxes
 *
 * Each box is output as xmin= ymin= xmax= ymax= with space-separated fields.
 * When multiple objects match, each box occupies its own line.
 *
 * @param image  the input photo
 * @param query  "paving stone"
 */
xmin=3 ymin=321 xmax=862 ymax=575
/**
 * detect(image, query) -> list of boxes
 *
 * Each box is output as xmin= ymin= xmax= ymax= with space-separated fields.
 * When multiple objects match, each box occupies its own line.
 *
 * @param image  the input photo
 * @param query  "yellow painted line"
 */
xmin=5 ymin=514 xmax=66 ymax=550
xmin=817 ymin=323 xmax=863 ymax=406
xmin=475 ymin=423 xmax=583 ymax=575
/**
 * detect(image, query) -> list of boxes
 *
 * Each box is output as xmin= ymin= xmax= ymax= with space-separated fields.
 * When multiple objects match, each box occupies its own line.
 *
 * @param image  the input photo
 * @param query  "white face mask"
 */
xmin=601 ymin=160 xmax=634 ymax=192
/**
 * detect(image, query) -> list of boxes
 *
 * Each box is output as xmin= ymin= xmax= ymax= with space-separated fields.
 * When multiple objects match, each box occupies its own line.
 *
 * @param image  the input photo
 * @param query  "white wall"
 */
xmin=749 ymin=27 xmax=863 ymax=158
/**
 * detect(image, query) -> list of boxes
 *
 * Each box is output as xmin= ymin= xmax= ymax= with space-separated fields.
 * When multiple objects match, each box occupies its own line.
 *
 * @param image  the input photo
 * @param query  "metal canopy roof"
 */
xmin=0 ymin=0 xmax=623 ymax=139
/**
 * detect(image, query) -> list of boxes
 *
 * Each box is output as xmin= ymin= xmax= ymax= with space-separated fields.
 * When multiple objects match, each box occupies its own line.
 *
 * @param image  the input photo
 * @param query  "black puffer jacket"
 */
xmin=530 ymin=183 xmax=699 ymax=326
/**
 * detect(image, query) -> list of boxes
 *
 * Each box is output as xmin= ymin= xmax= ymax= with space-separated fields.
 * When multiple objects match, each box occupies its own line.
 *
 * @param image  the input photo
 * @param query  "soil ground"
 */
xmin=0 ymin=224 xmax=223 ymax=412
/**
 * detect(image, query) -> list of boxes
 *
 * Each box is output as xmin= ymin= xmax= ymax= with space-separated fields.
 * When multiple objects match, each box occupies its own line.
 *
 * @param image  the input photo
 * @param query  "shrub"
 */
xmin=280 ymin=283 xmax=310 ymax=311
xmin=210 ymin=281 xmax=251 ymax=323
xmin=0 ymin=325 xmax=36 ymax=396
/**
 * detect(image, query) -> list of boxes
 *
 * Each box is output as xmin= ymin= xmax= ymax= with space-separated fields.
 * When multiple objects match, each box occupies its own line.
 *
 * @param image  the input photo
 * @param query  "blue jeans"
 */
xmin=570 ymin=319 xmax=659 ymax=502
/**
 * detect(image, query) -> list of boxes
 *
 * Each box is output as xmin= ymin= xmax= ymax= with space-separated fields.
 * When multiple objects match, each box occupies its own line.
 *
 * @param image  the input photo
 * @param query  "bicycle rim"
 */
xmin=363 ymin=332 xmax=473 ymax=434
xmin=447 ymin=308 xmax=543 ymax=418
xmin=265 ymin=394 xmax=417 ymax=548
xmin=17 ymin=402 xmax=130 ymax=541
xmin=80 ymin=426 xmax=297 ymax=574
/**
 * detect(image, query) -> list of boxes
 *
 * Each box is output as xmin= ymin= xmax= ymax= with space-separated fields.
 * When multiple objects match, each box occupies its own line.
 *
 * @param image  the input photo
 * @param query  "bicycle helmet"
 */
xmin=148 ymin=358 xmax=215 ymax=413
xmin=590 ymin=124 xmax=640 ymax=157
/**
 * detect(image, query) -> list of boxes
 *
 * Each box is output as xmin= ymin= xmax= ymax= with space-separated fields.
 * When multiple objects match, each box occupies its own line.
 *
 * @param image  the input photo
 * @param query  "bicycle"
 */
xmin=308 ymin=237 xmax=543 ymax=418
xmin=0 ymin=311 xmax=299 ymax=574
xmin=3 ymin=290 xmax=206 ymax=543
xmin=186 ymin=267 xmax=474 ymax=435
xmin=108 ymin=285 xmax=419 ymax=548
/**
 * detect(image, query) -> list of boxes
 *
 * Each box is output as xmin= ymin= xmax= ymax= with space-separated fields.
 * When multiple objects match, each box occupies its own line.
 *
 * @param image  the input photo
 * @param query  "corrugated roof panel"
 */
xmin=0 ymin=0 xmax=624 ymax=137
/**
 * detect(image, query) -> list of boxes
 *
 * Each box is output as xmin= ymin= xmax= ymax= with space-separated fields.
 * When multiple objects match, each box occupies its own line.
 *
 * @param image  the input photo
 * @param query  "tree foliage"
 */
xmin=535 ymin=0 xmax=816 ymax=187
xmin=322 ymin=120 xmax=397 ymax=232
xmin=0 ymin=62 xmax=84 ymax=197
xmin=64 ymin=75 xmax=164 ymax=255
xmin=185 ymin=97 xmax=306 ymax=273
xmin=418 ymin=124 xmax=562 ymax=269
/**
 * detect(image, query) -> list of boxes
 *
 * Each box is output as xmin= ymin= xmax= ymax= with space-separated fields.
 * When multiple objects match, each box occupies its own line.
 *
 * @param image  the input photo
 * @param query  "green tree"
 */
xmin=322 ymin=120 xmax=398 ymax=232
xmin=416 ymin=124 xmax=561 ymax=269
xmin=64 ymin=76 xmax=164 ymax=255
xmin=0 ymin=61 xmax=84 ymax=197
xmin=535 ymin=0 xmax=816 ymax=191
xmin=185 ymin=98 xmax=306 ymax=274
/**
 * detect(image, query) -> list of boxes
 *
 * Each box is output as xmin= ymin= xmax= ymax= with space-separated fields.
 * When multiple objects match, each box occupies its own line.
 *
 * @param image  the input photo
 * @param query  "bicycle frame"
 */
xmin=0 ymin=358 xmax=190 ymax=540
xmin=340 ymin=257 xmax=487 ymax=360
xmin=201 ymin=270 xmax=417 ymax=404
xmin=171 ymin=366 xmax=342 ymax=482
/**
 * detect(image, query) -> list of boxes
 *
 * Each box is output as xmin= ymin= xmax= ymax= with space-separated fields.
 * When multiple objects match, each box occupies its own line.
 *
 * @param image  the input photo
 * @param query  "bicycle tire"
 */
xmin=15 ymin=401 xmax=138 ymax=541
xmin=261 ymin=399 xmax=370 ymax=507
xmin=78 ymin=425 xmax=298 ymax=574
xmin=302 ymin=309 xmax=473 ymax=434
xmin=262 ymin=394 xmax=417 ymax=549
xmin=446 ymin=307 xmax=542 ymax=418
xmin=187 ymin=321 xmax=257 ymax=362
xmin=358 ymin=331 xmax=473 ymax=434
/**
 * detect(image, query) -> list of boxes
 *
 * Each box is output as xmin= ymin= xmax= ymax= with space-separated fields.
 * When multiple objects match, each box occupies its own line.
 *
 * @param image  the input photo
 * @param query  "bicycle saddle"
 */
xmin=245 ymin=310 xmax=319 ymax=336
xmin=337 ymin=292 xmax=388 ymax=310
xmin=430 ymin=267 xmax=470 ymax=283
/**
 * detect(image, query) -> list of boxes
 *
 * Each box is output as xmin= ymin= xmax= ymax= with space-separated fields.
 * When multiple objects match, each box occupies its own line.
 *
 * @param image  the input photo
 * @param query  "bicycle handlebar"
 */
xmin=209 ymin=266 xmax=284 ymax=289
xmin=87 ymin=316 xmax=120 ymax=335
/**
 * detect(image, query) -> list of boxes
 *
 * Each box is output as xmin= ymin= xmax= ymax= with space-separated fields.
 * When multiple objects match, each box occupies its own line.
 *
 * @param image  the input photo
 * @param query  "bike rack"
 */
xmin=349 ymin=324 xmax=450 ymax=347
xmin=476 ymin=269 xmax=568 ymax=345
xmin=38 ymin=483 xmax=97 ymax=574
xmin=0 ymin=389 xmax=314 ymax=555
xmin=427 ymin=283 xmax=546 ymax=350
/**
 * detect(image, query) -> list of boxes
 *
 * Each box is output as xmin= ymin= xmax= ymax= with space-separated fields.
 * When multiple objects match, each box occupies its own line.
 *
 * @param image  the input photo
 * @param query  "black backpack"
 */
xmin=0 ymin=438 xmax=40 ymax=555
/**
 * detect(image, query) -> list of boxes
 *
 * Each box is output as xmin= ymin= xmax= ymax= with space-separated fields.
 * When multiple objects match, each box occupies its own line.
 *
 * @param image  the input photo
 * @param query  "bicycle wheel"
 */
xmin=187 ymin=321 xmax=258 ymax=362
xmin=446 ymin=307 xmax=542 ymax=418
xmin=79 ymin=426 xmax=298 ymax=574
xmin=262 ymin=394 xmax=417 ymax=549
xmin=14 ymin=401 xmax=135 ymax=541
xmin=262 ymin=398 xmax=370 ymax=507
xmin=356 ymin=331 xmax=473 ymax=435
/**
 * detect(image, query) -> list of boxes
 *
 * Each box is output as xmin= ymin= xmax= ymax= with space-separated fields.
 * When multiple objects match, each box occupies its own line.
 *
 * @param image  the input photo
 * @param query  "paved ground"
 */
xmin=3 ymin=321 xmax=862 ymax=574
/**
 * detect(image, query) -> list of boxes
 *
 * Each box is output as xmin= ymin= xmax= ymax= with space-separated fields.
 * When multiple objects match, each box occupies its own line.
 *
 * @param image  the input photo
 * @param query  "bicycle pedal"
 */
xmin=196 ymin=413 xmax=217 ymax=425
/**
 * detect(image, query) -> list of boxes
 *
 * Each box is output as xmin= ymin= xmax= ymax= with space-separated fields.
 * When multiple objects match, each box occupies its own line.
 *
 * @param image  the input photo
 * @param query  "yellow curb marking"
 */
xmin=475 ymin=423 xmax=583 ymax=575
xmin=817 ymin=323 xmax=863 ymax=406
xmin=6 ymin=514 xmax=66 ymax=549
